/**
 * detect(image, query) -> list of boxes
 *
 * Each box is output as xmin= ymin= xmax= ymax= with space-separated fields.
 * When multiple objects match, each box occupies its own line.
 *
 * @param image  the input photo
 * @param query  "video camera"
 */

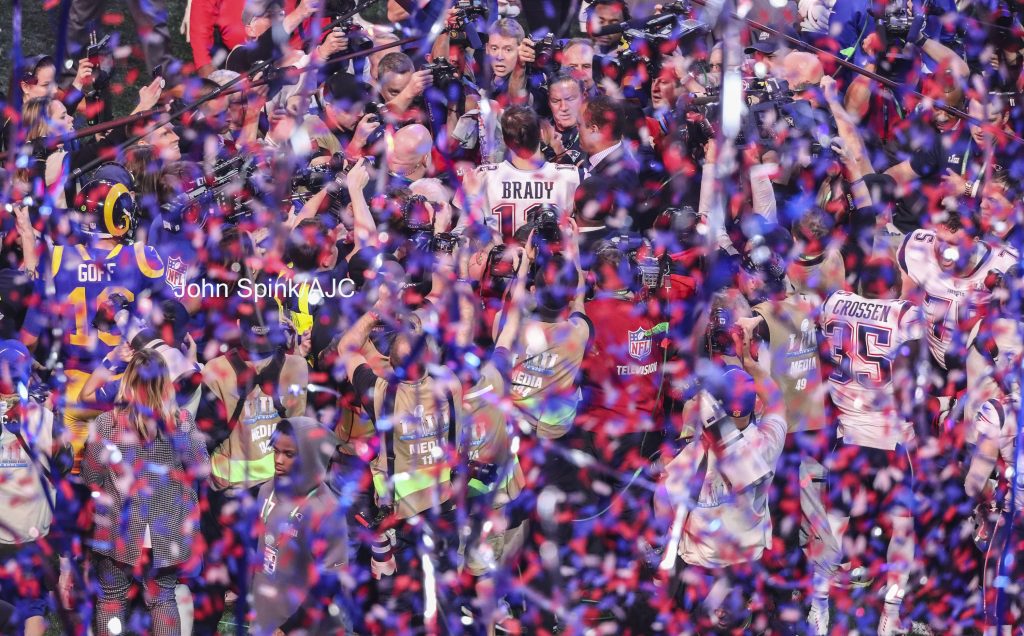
xmin=447 ymin=0 xmax=488 ymax=49
xmin=684 ymin=77 xmax=832 ymax=157
xmin=602 ymin=234 xmax=671 ymax=292
xmin=593 ymin=12 xmax=709 ymax=100
xmin=876 ymin=0 xmax=915 ymax=47
xmin=162 ymin=154 xmax=259 ymax=227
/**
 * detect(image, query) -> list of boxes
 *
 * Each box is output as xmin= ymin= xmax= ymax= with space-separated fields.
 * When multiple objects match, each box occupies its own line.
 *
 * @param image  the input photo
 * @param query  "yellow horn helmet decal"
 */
xmin=103 ymin=183 xmax=131 ymax=237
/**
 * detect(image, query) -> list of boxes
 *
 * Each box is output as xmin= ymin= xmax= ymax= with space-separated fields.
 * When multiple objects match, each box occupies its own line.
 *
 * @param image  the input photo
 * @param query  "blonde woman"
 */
xmin=82 ymin=348 xmax=210 ymax=636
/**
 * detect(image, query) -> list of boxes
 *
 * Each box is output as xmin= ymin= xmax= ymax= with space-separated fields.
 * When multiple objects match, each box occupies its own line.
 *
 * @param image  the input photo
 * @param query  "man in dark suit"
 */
xmin=578 ymin=94 xmax=645 ymax=231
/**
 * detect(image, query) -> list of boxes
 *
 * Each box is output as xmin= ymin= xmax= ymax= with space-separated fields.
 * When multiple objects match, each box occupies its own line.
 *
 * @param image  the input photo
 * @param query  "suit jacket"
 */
xmin=581 ymin=143 xmax=646 ymax=230
xmin=587 ymin=143 xmax=641 ymax=190
xmin=82 ymin=408 xmax=209 ymax=569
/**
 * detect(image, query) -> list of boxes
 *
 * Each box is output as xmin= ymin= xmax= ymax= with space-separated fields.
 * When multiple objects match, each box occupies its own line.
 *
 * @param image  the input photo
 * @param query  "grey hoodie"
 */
xmin=251 ymin=417 xmax=349 ymax=636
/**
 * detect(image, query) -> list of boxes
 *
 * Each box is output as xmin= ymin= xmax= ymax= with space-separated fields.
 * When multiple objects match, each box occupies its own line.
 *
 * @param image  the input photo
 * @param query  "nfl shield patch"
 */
xmin=166 ymin=257 xmax=186 ymax=294
xmin=628 ymin=327 xmax=651 ymax=361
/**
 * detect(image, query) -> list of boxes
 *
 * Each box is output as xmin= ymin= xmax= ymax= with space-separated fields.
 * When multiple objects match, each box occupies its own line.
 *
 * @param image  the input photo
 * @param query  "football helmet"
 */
xmin=73 ymin=162 xmax=137 ymax=242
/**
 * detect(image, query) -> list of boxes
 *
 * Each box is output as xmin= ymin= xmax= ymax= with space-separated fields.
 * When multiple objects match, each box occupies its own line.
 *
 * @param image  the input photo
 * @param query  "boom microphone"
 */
xmin=594 ymin=13 xmax=676 ymax=36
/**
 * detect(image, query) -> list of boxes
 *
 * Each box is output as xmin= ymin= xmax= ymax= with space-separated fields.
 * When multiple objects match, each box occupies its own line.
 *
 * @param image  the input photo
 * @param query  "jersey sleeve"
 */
xmin=754 ymin=412 xmax=788 ymax=468
xmin=896 ymin=301 xmax=924 ymax=343
xmin=973 ymin=399 xmax=1005 ymax=443
xmin=896 ymin=231 xmax=928 ymax=286
xmin=135 ymin=244 xmax=170 ymax=301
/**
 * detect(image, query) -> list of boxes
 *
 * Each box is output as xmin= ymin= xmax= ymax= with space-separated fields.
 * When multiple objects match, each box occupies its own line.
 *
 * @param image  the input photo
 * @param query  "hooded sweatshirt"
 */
xmin=251 ymin=417 xmax=349 ymax=636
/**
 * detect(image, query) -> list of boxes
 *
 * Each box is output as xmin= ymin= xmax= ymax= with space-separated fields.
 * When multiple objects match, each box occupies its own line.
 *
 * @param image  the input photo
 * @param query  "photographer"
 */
xmin=501 ymin=222 xmax=593 ymax=630
xmin=584 ymin=0 xmax=630 ymax=54
xmin=725 ymin=230 xmax=836 ymax=627
xmin=485 ymin=18 xmax=530 ymax=104
xmin=0 ymin=341 xmax=72 ymax=636
xmin=193 ymin=299 xmax=309 ymax=633
xmin=336 ymin=285 xmax=464 ymax=633
xmin=224 ymin=0 xmax=321 ymax=73
xmin=654 ymin=354 xmax=787 ymax=632
xmin=578 ymin=239 xmax=670 ymax=472
xmin=315 ymin=71 xmax=381 ymax=161
xmin=376 ymin=52 xmax=433 ymax=120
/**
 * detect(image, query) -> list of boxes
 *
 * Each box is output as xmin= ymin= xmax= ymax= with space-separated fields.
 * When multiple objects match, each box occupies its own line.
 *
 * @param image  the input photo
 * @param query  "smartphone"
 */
xmin=151 ymin=64 xmax=164 ymax=81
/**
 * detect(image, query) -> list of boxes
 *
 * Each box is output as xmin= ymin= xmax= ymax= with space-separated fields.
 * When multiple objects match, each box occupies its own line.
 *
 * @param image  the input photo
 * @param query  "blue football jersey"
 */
xmin=24 ymin=242 xmax=167 ymax=369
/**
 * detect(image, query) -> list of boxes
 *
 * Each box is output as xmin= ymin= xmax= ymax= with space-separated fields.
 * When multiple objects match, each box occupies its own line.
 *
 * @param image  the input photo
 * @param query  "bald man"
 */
xmin=779 ymin=51 xmax=825 ymax=103
xmin=386 ymin=124 xmax=433 ymax=186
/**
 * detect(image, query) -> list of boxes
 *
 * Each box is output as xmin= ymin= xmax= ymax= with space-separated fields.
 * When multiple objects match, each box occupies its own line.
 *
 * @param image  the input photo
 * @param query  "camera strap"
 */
xmin=225 ymin=349 xmax=288 ymax=429
xmin=380 ymin=379 xmax=458 ymax=501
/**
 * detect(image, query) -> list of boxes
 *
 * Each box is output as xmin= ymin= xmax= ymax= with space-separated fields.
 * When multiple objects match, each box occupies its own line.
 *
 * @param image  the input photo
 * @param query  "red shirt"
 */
xmin=577 ymin=294 xmax=668 ymax=435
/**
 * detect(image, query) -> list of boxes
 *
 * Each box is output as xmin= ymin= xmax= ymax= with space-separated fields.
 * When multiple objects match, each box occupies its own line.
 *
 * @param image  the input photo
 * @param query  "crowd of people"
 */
xmin=0 ymin=0 xmax=1023 ymax=634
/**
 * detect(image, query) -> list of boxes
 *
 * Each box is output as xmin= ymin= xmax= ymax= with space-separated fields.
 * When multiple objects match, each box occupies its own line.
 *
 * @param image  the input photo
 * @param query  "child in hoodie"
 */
xmin=250 ymin=417 xmax=351 ymax=636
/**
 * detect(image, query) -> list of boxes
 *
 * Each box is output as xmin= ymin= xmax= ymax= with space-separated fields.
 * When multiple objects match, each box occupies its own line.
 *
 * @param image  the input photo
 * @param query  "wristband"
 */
xmin=849 ymin=177 xmax=865 ymax=187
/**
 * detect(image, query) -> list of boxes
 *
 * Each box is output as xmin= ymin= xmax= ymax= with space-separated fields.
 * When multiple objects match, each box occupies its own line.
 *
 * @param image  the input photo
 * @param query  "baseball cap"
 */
xmin=0 ymin=340 xmax=32 ymax=393
xmin=242 ymin=0 xmax=285 ymax=24
xmin=705 ymin=365 xmax=756 ymax=419
xmin=745 ymin=30 xmax=781 ymax=55
xmin=236 ymin=296 xmax=291 ymax=354
xmin=19 ymin=55 xmax=55 ymax=84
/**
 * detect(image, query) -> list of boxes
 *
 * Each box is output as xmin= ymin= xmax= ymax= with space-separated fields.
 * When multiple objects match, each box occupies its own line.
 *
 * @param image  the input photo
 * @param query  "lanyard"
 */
xmin=261 ymin=485 xmax=319 ymax=526
xmin=961 ymin=143 xmax=972 ymax=177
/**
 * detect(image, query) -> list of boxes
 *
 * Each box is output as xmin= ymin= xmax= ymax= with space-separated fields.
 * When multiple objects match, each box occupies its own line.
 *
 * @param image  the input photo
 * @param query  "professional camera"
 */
xmin=447 ymin=0 xmax=488 ymax=48
xmin=705 ymin=306 xmax=744 ymax=357
xmin=513 ymin=204 xmax=562 ymax=253
xmin=291 ymin=153 xmax=347 ymax=193
xmin=431 ymin=232 xmax=459 ymax=255
xmin=486 ymin=244 xmax=515 ymax=280
xmin=423 ymin=58 xmax=461 ymax=93
xmin=697 ymin=386 xmax=773 ymax=492
xmin=324 ymin=0 xmax=373 ymax=50
xmin=602 ymin=234 xmax=670 ymax=291
xmin=481 ymin=244 xmax=517 ymax=298
xmin=684 ymin=77 xmax=832 ymax=157
xmin=877 ymin=0 xmax=914 ymax=47
xmin=532 ymin=32 xmax=557 ymax=71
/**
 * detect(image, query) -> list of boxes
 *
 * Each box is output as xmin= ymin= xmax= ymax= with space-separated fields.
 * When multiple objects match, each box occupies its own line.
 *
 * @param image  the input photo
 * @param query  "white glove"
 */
xmin=798 ymin=0 xmax=834 ymax=34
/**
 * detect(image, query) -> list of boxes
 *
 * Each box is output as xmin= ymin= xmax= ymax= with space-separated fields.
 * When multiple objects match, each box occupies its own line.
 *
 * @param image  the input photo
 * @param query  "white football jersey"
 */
xmin=965 ymin=317 xmax=1023 ymax=444
xmin=820 ymin=290 xmax=923 ymax=450
xmin=897 ymin=230 xmax=1018 ymax=368
xmin=972 ymin=398 xmax=1023 ymax=515
xmin=477 ymin=160 xmax=580 ymax=242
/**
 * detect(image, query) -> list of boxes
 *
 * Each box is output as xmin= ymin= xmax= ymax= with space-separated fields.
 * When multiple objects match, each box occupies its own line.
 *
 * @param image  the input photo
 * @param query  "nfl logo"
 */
xmin=628 ymin=327 xmax=651 ymax=361
xmin=166 ymin=257 xmax=186 ymax=293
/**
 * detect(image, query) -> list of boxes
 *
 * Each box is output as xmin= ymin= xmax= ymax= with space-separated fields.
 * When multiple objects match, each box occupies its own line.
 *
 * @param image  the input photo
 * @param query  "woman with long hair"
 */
xmin=18 ymin=96 xmax=75 ymax=206
xmin=81 ymin=348 xmax=210 ymax=636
